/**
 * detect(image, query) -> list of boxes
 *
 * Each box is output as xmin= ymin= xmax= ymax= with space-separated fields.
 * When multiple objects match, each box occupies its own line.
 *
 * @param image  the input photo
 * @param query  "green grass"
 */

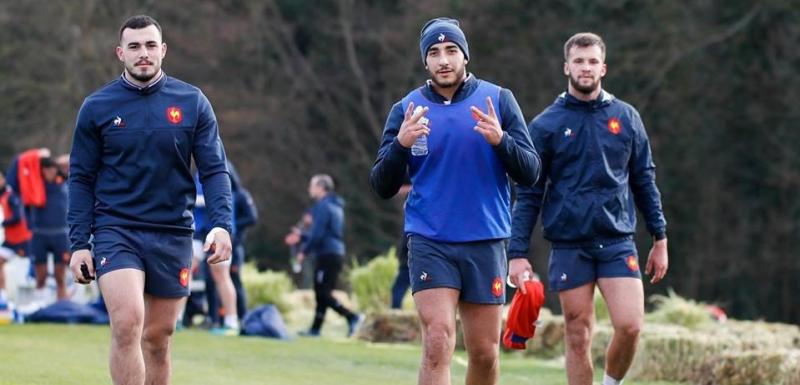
xmin=0 ymin=324 xmax=686 ymax=385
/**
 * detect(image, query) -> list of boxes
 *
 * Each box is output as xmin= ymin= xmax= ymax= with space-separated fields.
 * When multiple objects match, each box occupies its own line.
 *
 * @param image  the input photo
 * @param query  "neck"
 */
xmin=430 ymin=73 xmax=467 ymax=101
xmin=123 ymin=69 xmax=162 ymax=88
xmin=568 ymin=83 xmax=602 ymax=102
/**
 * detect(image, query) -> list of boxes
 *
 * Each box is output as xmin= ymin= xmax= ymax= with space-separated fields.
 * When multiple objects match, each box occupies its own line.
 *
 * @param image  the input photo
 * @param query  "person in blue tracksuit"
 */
xmin=67 ymin=15 xmax=232 ymax=384
xmin=370 ymin=18 xmax=540 ymax=385
xmin=508 ymin=33 xmax=669 ymax=385
xmin=296 ymin=174 xmax=363 ymax=337
xmin=30 ymin=158 xmax=70 ymax=301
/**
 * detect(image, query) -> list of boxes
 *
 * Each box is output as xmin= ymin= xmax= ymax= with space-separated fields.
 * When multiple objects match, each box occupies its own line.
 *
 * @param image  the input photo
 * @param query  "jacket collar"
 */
xmin=119 ymin=71 xmax=167 ymax=94
xmin=558 ymin=89 xmax=615 ymax=110
xmin=423 ymin=73 xmax=477 ymax=104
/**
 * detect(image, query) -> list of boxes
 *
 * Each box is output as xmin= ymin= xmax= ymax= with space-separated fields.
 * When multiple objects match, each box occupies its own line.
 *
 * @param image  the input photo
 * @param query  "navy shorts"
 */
xmin=407 ymin=234 xmax=507 ymax=304
xmin=2 ymin=240 xmax=30 ymax=257
xmin=548 ymin=238 xmax=641 ymax=292
xmin=31 ymin=232 xmax=70 ymax=265
xmin=92 ymin=227 xmax=193 ymax=298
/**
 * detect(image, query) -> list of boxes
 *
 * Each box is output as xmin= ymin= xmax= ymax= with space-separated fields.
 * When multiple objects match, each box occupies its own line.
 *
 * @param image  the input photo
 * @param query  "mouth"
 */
xmin=436 ymin=69 xmax=453 ymax=75
xmin=135 ymin=61 xmax=153 ymax=67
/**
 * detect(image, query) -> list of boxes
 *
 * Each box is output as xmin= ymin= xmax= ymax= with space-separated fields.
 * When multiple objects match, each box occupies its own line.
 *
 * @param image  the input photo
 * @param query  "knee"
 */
xmin=563 ymin=312 xmax=593 ymax=355
xmin=111 ymin=317 xmax=143 ymax=347
xmin=467 ymin=344 xmax=499 ymax=371
xmin=141 ymin=323 xmax=175 ymax=356
xmin=422 ymin=322 xmax=455 ymax=365
xmin=614 ymin=319 xmax=642 ymax=341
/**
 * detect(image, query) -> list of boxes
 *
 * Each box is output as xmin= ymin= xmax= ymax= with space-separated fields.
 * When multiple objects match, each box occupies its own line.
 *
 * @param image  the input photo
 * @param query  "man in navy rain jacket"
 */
xmin=508 ymin=32 xmax=669 ymax=385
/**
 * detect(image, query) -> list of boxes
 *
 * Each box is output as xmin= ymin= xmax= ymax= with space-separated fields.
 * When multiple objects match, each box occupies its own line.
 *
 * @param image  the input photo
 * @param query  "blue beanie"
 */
xmin=419 ymin=17 xmax=469 ymax=65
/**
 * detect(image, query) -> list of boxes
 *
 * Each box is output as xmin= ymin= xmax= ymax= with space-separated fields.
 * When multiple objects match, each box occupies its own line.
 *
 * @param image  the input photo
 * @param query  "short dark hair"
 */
xmin=40 ymin=157 xmax=57 ymax=169
xmin=119 ymin=15 xmax=162 ymax=42
xmin=564 ymin=32 xmax=605 ymax=61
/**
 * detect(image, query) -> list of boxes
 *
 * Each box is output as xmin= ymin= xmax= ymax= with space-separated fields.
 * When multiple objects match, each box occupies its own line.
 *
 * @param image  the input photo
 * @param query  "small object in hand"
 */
xmin=81 ymin=262 xmax=95 ymax=281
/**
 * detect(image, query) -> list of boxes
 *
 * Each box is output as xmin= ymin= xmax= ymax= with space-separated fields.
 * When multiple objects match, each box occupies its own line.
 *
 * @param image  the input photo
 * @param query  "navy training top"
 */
xmin=68 ymin=73 xmax=232 ymax=252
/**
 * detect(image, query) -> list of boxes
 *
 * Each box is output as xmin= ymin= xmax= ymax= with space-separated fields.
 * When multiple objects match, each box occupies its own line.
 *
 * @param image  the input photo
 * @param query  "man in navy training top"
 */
xmin=370 ymin=17 xmax=540 ymax=385
xmin=508 ymin=32 xmax=669 ymax=385
xmin=68 ymin=15 xmax=232 ymax=385
xmin=30 ymin=157 xmax=70 ymax=301
xmin=296 ymin=174 xmax=363 ymax=337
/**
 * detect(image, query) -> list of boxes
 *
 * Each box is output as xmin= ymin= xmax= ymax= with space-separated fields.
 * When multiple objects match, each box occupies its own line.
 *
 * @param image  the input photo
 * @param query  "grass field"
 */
xmin=0 ymin=324 xmax=687 ymax=385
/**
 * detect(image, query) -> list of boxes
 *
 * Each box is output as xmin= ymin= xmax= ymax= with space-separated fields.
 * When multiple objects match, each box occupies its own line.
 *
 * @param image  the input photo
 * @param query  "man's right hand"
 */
xmin=397 ymin=102 xmax=430 ymax=148
xmin=69 ymin=249 xmax=95 ymax=285
xmin=508 ymin=258 xmax=534 ymax=294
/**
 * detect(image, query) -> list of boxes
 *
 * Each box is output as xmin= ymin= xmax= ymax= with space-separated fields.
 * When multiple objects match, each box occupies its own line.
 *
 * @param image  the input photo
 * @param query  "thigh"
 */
xmin=596 ymin=277 xmax=643 ymax=327
xmin=99 ymin=268 xmax=146 ymax=326
xmin=557 ymin=282 xmax=596 ymax=322
xmin=407 ymin=235 xmax=461 ymax=295
xmin=457 ymin=240 xmax=507 ymax=304
xmin=30 ymin=234 xmax=49 ymax=265
xmin=144 ymin=294 xmax=185 ymax=336
xmin=316 ymin=254 xmax=342 ymax=292
xmin=142 ymin=231 xmax=193 ymax=298
xmin=548 ymin=247 xmax=596 ymax=292
xmin=458 ymin=302 xmax=502 ymax=350
xmin=595 ymin=240 xmax=642 ymax=280
xmin=51 ymin=233 xmax=70 ymax=265
xmin=414 ymin=287 xmax=459 ymax=330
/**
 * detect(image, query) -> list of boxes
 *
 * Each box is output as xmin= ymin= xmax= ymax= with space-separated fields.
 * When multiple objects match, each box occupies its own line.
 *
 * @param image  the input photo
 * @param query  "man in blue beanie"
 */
xmin=370 ymin=17 xmax=541 ymax=385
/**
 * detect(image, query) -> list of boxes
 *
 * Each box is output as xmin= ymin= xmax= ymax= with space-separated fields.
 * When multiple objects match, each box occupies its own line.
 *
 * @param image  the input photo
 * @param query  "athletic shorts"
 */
xmin=31 ymin=232 xmax=70 ymax=265
xmin=2 ymin=241 xmax=30 ymax=257
xmin=407 ymin=234 xmax=507 ymax=304
xmin=92 ymin=227 xmax=193 ymax=298
xmin=548 ymin=238 xmax=641 ymax=292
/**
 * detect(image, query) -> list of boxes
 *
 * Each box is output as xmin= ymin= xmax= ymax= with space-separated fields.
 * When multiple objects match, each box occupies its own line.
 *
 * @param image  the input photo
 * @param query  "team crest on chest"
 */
xmin=166 ymin=106 xmax=183 ymax=125
xmin=607 ymin=117 xmax=622 ymax=135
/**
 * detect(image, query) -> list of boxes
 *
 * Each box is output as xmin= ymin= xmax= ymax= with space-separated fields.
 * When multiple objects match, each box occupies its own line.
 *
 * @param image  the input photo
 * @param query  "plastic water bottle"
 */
xmin=410 ymin=106 xmax=429 ymax=156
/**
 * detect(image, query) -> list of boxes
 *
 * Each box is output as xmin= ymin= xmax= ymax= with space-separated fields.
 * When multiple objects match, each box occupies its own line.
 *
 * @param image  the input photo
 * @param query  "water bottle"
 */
xmin=410 ymin=106 xmax=429 ymax=156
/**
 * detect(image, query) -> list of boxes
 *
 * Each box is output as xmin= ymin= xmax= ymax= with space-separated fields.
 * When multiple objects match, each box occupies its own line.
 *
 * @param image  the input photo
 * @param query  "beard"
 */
xmin=569 ymin=73 xmax=601 ymax=95
xmin=125 ymin=62 xmax=159 ymax=83
xmin=430 ymin=65 xmax=466 ymax=89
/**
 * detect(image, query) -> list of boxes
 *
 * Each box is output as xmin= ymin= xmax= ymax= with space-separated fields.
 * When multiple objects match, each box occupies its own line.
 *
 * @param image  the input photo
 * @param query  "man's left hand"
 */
xmin=204 ymin=227 xmax=232 ymax=264
xmin=645 ymin=239 xmax=668 ymax=284
xmin=471 ymin=97 xmax=504 ymax=146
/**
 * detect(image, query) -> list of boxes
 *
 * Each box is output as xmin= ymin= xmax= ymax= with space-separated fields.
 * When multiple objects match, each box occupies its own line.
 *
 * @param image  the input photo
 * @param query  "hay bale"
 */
xmin=628 ymin=325 xmax=729 ymax=382
xmin=356 ymin=309 xmax=420 ymax=343
xmin=782 ymin=350 xmax=800 ymax=385
xmin=695 ymin=349 xmax=787 ymax=385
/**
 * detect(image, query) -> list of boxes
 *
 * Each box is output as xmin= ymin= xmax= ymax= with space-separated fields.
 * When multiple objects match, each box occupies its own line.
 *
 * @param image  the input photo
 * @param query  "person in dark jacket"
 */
xmin=30 ymin=158 xmax=70 ymax=301
xmin=68 ymin=15 xmax=232 ymax=384
xmin=296 ymin=174 xmax=363 ymax=337
xmin=508 ymin=32 xmax=669 ymax=385
xmin=369 ymin=17 xmax=540 ymax=385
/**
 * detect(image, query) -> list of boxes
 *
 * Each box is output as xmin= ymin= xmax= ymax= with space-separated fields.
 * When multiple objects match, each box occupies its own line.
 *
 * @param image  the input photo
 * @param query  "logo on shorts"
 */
xmin=607 ymin=117 xmax=622 ymax=135
xmin=113 ymin=116 xmax=125 ymax=127
xmin=560 ymin=273 xmax=568 ymax=282
xmin=179 ymin=268 xmax=190 ymax=287
xmin=491 ymin=277 xmax=503 ymax=297
xmin=626 ymin=255 xmax=639 ymax=272
xmin=564 ymin=127 xmax=575 ymax=137
xmin=166 ymin=106 xmax=183 ymax=125
xmin=419 ymin=271 xmax=431 ymax=282
xmin=100 ymin=257 xmax=107 ymax=267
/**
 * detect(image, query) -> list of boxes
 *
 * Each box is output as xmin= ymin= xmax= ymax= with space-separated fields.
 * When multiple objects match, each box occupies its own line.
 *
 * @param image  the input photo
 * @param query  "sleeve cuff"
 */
xmin=204 ymin=227 xmax=230 ymax=244
xmin=653 ymin=231 xmax=667 ymax=241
